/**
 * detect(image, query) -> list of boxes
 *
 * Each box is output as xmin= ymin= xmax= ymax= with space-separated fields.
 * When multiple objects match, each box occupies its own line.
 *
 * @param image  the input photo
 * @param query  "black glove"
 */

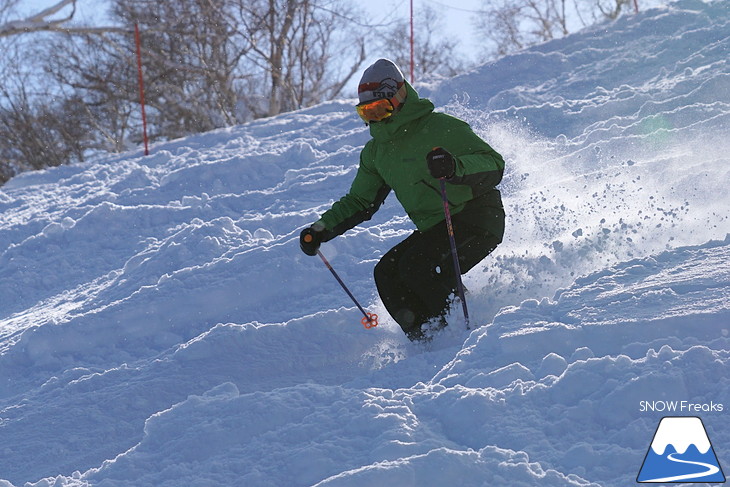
xmin=299 ymin=223 xmax=326 ymax=256
xmin=426 ymin=147 xmax=456 ymax=179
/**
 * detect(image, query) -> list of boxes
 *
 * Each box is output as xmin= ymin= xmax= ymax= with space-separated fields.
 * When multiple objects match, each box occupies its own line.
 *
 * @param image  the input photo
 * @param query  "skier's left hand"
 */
xmin=426 ymin=147 xmax=455 ymax=179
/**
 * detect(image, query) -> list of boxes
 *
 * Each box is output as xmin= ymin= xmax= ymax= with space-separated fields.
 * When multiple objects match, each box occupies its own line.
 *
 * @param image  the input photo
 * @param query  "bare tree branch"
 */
xmin=473 ymin=0 xmax=637 ymax=60
xmin=25 ymin=0 xmax=75 ymax=22
xmin=0 ymin=0 xmax=127 ymax=38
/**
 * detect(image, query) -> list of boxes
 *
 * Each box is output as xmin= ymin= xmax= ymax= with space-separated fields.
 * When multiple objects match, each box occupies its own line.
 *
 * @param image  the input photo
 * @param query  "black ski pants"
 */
xmin=374 ymin=197 xmax=504 ymax=340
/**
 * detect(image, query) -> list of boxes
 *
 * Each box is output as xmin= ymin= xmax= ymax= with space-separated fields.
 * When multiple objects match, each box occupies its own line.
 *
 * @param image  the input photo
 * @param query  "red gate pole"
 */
xmin=134 ymin=23 xmax=150 ymax=156
xmin=409 ymin=0 xmax=415 ymax=82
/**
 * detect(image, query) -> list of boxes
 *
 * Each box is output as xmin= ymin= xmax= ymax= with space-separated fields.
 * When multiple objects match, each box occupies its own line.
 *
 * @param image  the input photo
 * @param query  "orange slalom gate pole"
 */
xmin=134 ymin=23 xmax=150 ymax=156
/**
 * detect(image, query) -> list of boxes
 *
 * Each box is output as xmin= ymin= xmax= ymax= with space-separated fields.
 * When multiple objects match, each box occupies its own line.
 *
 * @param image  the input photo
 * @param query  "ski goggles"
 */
xmin=356 ymin=98 xmax=396 ymax=124
xmin=355 ymin=83 xmax=407 ymax=124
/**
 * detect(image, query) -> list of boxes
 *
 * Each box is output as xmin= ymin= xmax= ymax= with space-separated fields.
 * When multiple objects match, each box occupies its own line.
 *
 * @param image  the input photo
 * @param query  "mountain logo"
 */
xmin=637 ymin=416 xmax=725 ymax=483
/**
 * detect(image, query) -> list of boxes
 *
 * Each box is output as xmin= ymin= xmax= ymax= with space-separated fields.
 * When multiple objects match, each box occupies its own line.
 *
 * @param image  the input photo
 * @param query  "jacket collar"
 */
xmin=368 ymin=82 xmax=434 ymax=142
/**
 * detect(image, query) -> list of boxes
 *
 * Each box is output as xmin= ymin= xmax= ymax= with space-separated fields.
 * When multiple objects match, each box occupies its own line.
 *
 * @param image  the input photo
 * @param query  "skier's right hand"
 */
xmin=300 ymin=222 xmax=325 ymax=256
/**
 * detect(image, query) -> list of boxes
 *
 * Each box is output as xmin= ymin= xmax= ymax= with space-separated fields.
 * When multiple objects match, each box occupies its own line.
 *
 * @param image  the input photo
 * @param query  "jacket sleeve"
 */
xmin=317 ymin=145 xmax=391 ymax=242
xmin=441 ymin=116 xmax=505 ymax=194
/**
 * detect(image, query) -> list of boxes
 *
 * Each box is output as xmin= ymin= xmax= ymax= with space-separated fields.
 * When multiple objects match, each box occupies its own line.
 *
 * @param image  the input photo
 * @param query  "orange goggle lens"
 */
xmin=356 ymin=98 xmax=394 ymax=123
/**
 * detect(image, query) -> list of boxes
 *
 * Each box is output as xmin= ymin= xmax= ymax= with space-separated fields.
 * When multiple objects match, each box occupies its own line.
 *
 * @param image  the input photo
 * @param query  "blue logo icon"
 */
xmin=638 ymin=416 xmax=725 ymax=483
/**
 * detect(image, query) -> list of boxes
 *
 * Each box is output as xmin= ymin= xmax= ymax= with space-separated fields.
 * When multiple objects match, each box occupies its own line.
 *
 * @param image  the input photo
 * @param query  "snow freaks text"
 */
xmin=639 ymin=401 xmax=724 ymax=413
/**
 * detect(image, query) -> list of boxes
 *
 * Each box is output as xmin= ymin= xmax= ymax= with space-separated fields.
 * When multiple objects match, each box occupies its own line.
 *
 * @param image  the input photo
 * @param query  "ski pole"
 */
xmin=314 ymin=248 xmax=378 ymax=329
xmin=439 ymin=178 xmax=470 ymax=330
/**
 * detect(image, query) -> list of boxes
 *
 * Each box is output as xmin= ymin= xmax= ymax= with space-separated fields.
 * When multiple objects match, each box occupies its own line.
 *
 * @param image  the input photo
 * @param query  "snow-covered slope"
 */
xmin=0 ymin=1 xmax=728 ymax=485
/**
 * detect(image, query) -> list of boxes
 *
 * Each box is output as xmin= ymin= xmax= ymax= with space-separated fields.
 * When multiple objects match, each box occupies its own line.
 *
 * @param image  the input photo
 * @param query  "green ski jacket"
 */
xmin=318 ymin=82 xmax=505 ymax=240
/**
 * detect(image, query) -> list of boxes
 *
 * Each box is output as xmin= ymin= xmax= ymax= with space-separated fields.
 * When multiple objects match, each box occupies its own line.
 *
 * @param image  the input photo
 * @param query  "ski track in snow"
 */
xmin=0 ymin=1 xmax=729 ymax=486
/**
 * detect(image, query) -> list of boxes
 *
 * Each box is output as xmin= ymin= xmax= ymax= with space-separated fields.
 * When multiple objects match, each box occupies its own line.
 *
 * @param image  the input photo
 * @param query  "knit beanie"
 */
xmin=358 ymin=59 xmax=407 ymax=104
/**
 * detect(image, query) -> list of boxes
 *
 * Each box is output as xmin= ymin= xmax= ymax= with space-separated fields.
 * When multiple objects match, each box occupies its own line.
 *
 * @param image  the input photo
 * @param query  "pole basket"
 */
xmin=361 ymin=313 xmax=379 ymax=329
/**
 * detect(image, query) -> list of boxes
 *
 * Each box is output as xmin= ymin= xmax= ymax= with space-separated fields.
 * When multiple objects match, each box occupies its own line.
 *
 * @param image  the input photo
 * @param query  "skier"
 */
xmin=299 ymin=59 xmax=505 ymax=341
